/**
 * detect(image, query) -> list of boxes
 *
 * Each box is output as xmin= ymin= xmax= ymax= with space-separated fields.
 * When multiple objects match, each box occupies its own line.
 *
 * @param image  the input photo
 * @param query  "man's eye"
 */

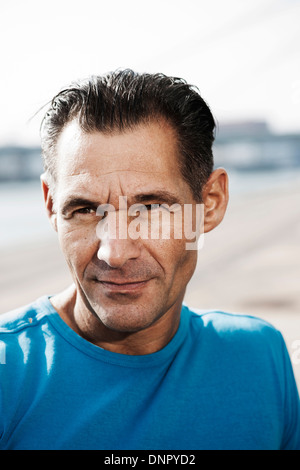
xmin=141 ymin=204 xmax=157 ymax=211
xmin=137 ymin=204 xmax=160 ymax=214
xmin=74 ymin=207 xmax=96 ymax=215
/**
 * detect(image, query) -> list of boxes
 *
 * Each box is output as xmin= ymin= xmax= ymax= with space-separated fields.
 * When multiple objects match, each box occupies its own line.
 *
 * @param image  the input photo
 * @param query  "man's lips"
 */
xmin=95 ymin=279 xmax=150 ymax=292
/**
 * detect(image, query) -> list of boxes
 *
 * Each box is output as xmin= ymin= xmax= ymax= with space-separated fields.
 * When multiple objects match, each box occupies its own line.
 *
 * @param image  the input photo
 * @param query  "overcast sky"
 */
xmin=1 ymin=0 xmax=299 ymax=145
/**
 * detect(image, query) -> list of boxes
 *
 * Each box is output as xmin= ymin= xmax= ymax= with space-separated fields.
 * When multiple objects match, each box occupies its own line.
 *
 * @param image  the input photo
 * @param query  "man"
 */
xmin=0 ymin=70 xmax=299 ymax=450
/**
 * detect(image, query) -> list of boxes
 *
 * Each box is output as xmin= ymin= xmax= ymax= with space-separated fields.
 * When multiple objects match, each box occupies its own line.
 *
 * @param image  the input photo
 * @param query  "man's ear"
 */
xmin=40 ymin=173 xmax=58 ymax=232
xmin=202 ymin=168 xmax=229 ymax=234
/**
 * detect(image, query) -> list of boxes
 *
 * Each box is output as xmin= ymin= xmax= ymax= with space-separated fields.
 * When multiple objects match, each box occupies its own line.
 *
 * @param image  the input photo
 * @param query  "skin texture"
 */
xmin=42 ymin=118 xmax=228 ymax=355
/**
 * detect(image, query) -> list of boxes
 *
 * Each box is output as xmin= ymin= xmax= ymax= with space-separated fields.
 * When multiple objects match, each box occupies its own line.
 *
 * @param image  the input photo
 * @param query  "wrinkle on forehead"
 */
xmin=61 ymin=157 xmax=174 ymax=179
xmin=60 ymin=169 xmax=175 ymax=203
xmin=66 ymin=168 xmax=169 ymax=178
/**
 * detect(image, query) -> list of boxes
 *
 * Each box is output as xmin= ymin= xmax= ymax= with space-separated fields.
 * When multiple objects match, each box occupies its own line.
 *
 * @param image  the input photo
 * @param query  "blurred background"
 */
xmin=0 ymin=0 xmax=299 ymax=385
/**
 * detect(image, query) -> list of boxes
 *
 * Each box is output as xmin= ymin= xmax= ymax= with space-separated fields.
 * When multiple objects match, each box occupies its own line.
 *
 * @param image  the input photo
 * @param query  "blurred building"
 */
xmin=214 ymin=120 xmax=300 ymax=170
xmin=0 ymin=146 xmax=42 ymax=181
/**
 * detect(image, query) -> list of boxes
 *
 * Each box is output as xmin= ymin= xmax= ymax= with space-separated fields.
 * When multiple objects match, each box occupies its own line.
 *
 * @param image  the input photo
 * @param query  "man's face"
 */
xmin=50 ymin=119 xmax=199 ymax=333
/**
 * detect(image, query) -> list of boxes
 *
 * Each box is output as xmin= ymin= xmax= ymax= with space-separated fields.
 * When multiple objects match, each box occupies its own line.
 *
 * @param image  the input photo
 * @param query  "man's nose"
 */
xmin=96 ymin=212 xmax=141 ymax=268
xmin=97 ymin=237 xmax=141 ymax=268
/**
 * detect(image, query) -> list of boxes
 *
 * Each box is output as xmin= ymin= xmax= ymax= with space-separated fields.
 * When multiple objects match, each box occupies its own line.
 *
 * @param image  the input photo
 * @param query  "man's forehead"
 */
xmin=55 ymin=118 xmax=181 ymax=175
xmin=56 ymin=169 xmax=184 ymax=206
xmin=55 ymin=163 xmax=177 ymax=199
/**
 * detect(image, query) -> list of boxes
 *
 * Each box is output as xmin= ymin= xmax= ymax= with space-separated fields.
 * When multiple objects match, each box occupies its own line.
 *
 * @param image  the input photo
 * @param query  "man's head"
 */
xmin=40 ymin=69 xmax=215 ymax=202
xmin=40 ymin=70 xmax=228 ymax=337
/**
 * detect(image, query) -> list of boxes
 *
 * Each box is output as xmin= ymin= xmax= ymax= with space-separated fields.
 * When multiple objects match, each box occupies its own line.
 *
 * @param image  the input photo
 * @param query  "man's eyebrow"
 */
xmin=133 ymin=191 xmax=181 ymax=205
xmin=61 ymin=197 xmax=99 ymax=215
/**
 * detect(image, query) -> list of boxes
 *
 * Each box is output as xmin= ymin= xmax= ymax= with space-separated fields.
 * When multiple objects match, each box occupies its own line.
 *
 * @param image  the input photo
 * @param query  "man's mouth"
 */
xmin=96 ymin=279 xmax=150 ymax=293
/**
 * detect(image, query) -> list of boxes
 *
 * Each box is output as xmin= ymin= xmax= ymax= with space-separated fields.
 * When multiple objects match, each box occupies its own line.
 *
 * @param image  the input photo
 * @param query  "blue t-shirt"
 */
xmin=0 ymin=296 xmax=299 ymax=450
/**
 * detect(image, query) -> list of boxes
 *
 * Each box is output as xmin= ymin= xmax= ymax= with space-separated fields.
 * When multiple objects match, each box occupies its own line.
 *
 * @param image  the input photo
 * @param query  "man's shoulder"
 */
xmin=0 ymin=296 xmax=51 ymax=335
xmin=188 ymin=305 xmax=277 ymax=329
xmin=185 ymin=306 xmax=290 ymax=379
xmin=186 ymin=305 xmax=283 ymax=346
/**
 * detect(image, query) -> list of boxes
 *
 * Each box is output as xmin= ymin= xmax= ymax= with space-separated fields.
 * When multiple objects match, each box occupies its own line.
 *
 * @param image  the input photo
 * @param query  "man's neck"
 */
xmin=50 ymin=284 xmax=182 ymax=355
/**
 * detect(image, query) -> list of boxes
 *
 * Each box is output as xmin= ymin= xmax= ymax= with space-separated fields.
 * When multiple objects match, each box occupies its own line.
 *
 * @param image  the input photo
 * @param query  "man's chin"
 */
xmin=90 ymin=302 xmax=162 ymax=334
xmin=77 ymin=279 xmax=168 ymax=334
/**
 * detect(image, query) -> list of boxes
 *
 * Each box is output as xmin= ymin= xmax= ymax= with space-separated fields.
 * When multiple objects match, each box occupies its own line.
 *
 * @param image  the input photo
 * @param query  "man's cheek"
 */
xmin=147 ymin=238 xmax=188 ymax=275
xmin=58 ymin=229 xmax=98 ymax=265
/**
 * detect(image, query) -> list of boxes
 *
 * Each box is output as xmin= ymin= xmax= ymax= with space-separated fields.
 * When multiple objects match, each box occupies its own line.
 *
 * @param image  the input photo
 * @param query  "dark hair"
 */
xmin=40 ymin=69 xmax=215 ymax=201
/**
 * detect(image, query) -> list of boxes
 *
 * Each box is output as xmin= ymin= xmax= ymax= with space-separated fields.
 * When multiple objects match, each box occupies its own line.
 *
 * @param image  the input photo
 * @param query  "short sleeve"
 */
xmin=279 ymin=333 xmax=300 ymax=450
